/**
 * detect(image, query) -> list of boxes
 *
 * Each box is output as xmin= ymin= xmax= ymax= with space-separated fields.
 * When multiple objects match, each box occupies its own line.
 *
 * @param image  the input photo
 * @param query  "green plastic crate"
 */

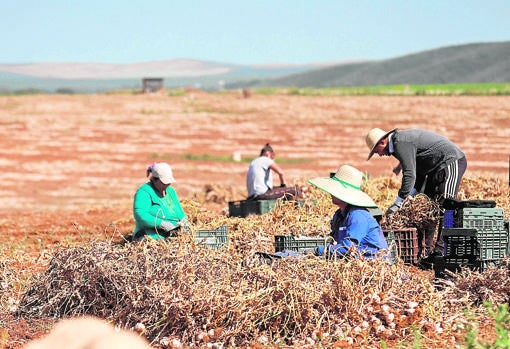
xmin=454 ymin=207 xmax=504 ymax=231
xmin=228 ymin=199 xmax=277 ymax=217
xmin=274 ymin=235 xmax=330 ymax=253
xmin=443 ymin=228 xmax=509 ymax=272
xmin=383 ymin=228 xmax=419 ymax=265
xmin=195 ymin=225 xmax=229 ymax=249
xmin=245 ymin=199 xmax=276 ymax=216
xmin=505 ymin=220 xmax=510 ymax=256
xmin=228 ymin=201 xmax=243 ymax=217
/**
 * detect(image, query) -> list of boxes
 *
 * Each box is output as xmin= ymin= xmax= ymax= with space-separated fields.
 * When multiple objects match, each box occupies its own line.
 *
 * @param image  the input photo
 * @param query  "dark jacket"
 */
xmin=390 ymin=128 xmax=465 ymax=198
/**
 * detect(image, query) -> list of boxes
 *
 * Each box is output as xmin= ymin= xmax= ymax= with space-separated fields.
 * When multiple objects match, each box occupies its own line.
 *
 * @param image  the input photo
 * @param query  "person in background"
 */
xmin=308 ymin=165 xmax=389 ymax=259
xmin=246 ymin=143 xmax=302 ymax=200
xmin=133 ymin=162 xmax=188 ymax=241
xmin=365 ymin=127 xmax=467 ymax=262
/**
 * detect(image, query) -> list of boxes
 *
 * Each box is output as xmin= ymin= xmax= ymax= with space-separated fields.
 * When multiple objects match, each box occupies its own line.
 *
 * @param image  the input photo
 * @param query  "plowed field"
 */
xmin=1 ymin=92 xmax=509 ymax=246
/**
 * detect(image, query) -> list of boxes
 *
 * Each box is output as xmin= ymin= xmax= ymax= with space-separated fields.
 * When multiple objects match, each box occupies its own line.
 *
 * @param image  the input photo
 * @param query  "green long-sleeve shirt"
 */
xmin=133 ymin=182 xmax=186 ymax=240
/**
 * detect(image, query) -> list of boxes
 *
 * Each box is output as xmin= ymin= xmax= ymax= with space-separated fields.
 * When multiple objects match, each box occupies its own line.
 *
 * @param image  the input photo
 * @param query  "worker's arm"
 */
xmin=269 ymin=162 xmax=286 ymax=186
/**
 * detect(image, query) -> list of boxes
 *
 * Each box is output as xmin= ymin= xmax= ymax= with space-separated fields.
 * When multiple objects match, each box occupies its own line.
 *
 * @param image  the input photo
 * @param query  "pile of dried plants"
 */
xmin=381 ymin=194 xmax=441 ymax=233
xmin=2 ymin=173 xmax=509 ymax=348
xmin=16 ymin=240 xmax=448 ymax=348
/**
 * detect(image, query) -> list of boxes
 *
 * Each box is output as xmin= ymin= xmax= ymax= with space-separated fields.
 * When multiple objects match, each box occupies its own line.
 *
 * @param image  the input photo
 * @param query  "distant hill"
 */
xmin=1 ymin=41 xmax=509 ymax=93
xmin=0 ymin=59 xmax=344 ymax=93
xmin=234 ymin=41 xmax=510 ymax=88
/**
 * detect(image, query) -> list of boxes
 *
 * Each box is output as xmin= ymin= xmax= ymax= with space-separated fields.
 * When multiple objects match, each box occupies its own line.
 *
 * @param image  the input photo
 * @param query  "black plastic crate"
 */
xmin=195 ymin=225 xmax=229 ymax=249
xmin=383 ymin=228 xmax=419 ymax=265
xmin=274 ymin=235 xmax=330 ymax=253
xmin=443 ymin=228 xmax=508 ymax=272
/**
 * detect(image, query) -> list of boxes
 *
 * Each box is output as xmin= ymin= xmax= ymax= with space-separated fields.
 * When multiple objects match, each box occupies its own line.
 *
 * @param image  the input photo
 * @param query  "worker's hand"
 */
xmin=280 ymin=183 xmax=286 ymax=188
xmin=385 ymin=196 xmax=404 ymax=216
xmin=179 ymin=218 xmax=191 ymax=230
xmin=314 ymin=245 xmax=325 ymax=256
xmin=385 ymin=204 xmax=400 ymax=216
xmin=160 ymin=221 xmax=178 ymax=232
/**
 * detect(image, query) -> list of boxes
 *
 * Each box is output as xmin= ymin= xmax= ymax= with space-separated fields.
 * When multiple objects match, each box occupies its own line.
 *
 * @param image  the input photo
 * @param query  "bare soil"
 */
xmin=1 ymin=92 xmax=509 ymax=249
xmin=1 ymin=92 xmax=509 ymax=348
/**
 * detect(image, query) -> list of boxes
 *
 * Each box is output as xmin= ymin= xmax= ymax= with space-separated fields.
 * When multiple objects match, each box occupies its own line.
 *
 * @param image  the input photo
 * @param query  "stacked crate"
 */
xmin=443 ymin=207 xmax=508 ymax=272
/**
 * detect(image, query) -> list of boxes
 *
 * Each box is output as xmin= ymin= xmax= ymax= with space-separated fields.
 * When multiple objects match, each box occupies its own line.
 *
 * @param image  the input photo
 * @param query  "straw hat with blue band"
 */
xmin=308 ymin=165 xmax=378 ymax=208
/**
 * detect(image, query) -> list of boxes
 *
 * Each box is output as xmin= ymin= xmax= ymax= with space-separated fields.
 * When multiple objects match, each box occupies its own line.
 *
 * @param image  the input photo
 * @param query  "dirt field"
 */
xmin=1 ymin=92 xmax=510 ymax=348
xmin=0 ymin=92 xmax=509 ymax=247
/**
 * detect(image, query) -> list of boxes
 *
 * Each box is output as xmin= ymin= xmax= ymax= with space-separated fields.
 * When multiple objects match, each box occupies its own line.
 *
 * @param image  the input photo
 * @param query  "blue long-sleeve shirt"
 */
xmin=327 ymin=206 xmax=388 ymax=258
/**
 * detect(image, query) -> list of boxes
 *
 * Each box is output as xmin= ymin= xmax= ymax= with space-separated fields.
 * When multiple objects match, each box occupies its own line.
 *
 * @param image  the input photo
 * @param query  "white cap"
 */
xmin=151 ymin=162 xmax=176 ymax=184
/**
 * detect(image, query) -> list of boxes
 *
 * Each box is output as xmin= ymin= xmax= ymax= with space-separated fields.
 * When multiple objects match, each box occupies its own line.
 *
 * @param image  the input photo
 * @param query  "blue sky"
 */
xmin=2 ymin=0 xmax=509 ymax=65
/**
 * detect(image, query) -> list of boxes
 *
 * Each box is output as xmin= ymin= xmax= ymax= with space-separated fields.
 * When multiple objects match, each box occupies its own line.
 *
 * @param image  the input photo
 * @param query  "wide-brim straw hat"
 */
xmin=308 ymin=165 xmax=378 ymax=208
xmin=365 ymin=128 xmax=396 ymax=160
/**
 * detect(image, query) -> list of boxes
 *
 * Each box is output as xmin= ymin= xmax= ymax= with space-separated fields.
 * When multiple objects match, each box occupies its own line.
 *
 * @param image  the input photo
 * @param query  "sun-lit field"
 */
xmin=0 ymin=92 xmax=509 ymax=348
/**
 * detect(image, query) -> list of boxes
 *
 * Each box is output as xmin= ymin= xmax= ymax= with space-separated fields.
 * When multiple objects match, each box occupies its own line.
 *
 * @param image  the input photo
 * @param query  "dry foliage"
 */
xmin=15 ymin=241 xmax=446 ymax=348
xmin=439 ymin=259 xmax=510 ymax=305
xmin=1 ymin=173 xmax=509 ymax=348
xmin=381 ymin=194 xmax=441 ymax=233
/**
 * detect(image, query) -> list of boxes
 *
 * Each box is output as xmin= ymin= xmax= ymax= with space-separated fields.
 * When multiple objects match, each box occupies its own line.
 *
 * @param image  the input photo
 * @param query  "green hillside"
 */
xmin=232 ymin=41 xmax=510 ymax=88
xmin=2 ymin=41 xmax=509 ymax=93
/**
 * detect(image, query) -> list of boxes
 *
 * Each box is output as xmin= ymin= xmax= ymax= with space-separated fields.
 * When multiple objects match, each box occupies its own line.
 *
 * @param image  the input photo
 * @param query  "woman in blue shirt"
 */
xmin=308 ymin=165 xmax=388 ymax=259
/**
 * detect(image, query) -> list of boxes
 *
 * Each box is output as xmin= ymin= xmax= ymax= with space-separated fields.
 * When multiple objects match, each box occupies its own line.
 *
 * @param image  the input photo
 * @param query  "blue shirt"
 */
xmin=327 ymin=206 xmax=388 ymax=258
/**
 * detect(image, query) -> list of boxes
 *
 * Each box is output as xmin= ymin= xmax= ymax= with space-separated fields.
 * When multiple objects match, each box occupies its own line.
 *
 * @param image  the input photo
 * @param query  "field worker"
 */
xmin=365 ymin=127 xmax=467 ymax=262
xmin=308 ymin=165 xmax=389 ymax=259
xmin=132 ymin=162 xmax=188 ymax=241
xmin=246 ymin=143 xmax=302 ymax=200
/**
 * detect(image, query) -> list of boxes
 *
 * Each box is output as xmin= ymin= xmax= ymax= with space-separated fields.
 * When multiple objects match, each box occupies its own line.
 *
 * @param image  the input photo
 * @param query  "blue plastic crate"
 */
xmin=444 ymin=210 xmax=454 ymax=228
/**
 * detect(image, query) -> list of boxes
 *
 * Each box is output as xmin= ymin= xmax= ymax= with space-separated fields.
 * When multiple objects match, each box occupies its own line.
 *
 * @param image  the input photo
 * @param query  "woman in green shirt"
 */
xmin=132 ymin=162 xmax=187 ymax=241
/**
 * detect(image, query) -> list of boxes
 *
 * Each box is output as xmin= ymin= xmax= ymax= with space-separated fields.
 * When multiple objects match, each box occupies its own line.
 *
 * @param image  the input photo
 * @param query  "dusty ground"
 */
xmin=1 ymin=92 xmax=509 ymax=348
xmin=0 ymin=92 xmax=509 ymax=248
